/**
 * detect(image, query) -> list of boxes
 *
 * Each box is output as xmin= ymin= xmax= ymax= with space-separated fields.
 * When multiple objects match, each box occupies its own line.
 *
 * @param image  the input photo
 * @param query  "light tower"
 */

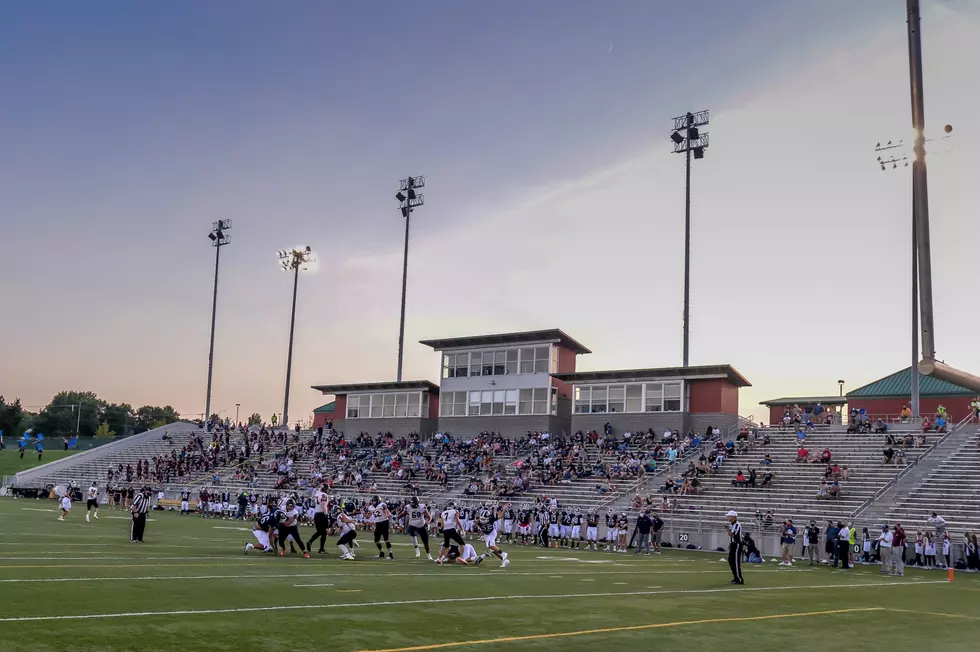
xmin=277 ymin=245 xmax=316 ymax=429
xmin=394 ymin=176 xmax=425 ymax=382
xmin=204 ymin=219 xmax=231 ymax=430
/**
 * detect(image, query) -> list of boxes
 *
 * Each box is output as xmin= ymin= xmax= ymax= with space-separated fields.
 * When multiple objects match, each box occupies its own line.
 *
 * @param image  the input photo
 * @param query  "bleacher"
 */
xmin=886 ymin=424 xmax=980 ymax=533
xmin=649 ymin=425 xmax=939 ymax=526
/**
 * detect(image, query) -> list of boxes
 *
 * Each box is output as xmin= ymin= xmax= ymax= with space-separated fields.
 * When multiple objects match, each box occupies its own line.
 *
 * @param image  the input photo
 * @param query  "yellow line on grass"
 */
xmin=355 ymin=607 xmax=885 ymax=652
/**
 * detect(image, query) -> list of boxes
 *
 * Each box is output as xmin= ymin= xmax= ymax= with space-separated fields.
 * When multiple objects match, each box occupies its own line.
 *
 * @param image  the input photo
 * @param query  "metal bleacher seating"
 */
xmin=646 ymin=425 xmax=939 ymax=527
xmin=886 ymin=424 xmax=980 ymax=534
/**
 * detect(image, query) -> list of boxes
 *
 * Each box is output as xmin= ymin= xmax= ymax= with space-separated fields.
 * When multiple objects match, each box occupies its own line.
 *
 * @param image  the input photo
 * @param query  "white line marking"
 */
xmin=0 ymin=581 xmax=948 ymax=622
xmin=614 ymin=582 xmax=627 ymax=585
xmin=20 ymin=508 xmax=56 ymax=513
xmin=212 ymin=526 xmax=251 ymax=531
xmin=294 ymin=583 xmax=334 ymax=587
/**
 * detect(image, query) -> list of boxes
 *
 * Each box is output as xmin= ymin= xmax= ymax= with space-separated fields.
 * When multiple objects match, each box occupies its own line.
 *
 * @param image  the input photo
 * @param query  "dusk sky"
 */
xmin=2 ymin=1 xmax=978 ymax=424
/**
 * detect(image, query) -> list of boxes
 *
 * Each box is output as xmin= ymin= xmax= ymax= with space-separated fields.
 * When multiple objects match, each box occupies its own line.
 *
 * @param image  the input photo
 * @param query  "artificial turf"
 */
xmin=0 ymin=497 xmax=977 ymax=652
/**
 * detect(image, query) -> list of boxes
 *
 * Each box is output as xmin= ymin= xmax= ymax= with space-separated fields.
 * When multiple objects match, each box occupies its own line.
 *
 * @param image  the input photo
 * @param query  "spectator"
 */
xmin=825 ymin=521 xmax=839 ymax=563
xmin=761 ymin=469 xmax=774 ymax=487
xmin=803 ymin=520 xmax=820 ymax=565
xmin=877 ymin=525 xmax=894 ymax=575
xmin=731 ymin=470 xmax=747 ymax=488
xmin=635 ymin=510 xmax=653 ymax=555
xmin=779 ymin=519 xmax=797 ymax=566
xmin=900 ymin=405 xmax=912 ymax=422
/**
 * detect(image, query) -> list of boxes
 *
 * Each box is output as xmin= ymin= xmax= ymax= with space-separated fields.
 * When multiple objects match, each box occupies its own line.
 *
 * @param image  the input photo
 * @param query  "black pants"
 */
xmin=308 ymin=512 xmax=329 ymax=552
xmin=374 ymin=520 xmax=391 ymax=544
xmin=280 ymin=524 xmax=306 ymax=551
xmin=408 ymin=525 xmax=429 ymax=548
xmin=131 ymin=513 xmax=146 ymax=542
xmin=729 ymin=542 xmax=744 ymax=583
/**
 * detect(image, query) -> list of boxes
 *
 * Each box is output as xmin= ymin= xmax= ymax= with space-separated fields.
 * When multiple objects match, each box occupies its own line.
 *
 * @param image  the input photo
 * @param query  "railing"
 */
xmin=847 ymin=412 xmax=975 ymax=519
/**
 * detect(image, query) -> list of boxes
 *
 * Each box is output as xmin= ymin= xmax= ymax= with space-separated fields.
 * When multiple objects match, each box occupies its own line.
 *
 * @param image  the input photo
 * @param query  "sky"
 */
xmin=1 ymin=1 xmax=979 ymax=424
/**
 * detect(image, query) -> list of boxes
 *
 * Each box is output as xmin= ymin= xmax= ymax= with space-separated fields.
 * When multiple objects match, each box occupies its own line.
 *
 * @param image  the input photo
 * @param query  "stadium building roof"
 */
xmin=759 ymin=396 xmax=848 ymax=407
xmin=552 ymin=364 xmax=750 ymax=387
xmin=847 ymin=366 xmax=976 ymax=398
xmin=312 ymin=401 xmax=336 ymax=414
xmin=311 ymin=381 xmax=440 ymax=395
xmin=419 ymin=329 xmax=591 ymax=355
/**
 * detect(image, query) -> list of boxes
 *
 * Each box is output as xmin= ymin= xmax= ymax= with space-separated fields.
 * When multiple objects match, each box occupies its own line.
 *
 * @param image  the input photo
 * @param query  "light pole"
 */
xmin=205 ymin=219 xmax=232 ymax=431
xmin=394 ymin=176 xmax=425 ymax=382
xmin=838 ymin=380 xmax=845 ymax=398
xmin=670 ymin=111 xmax=709 ymax=368
xmin=277 ymin=245 xmax=316 ymax=429
xmin=235 ymin=403 xmax=240 ymax=426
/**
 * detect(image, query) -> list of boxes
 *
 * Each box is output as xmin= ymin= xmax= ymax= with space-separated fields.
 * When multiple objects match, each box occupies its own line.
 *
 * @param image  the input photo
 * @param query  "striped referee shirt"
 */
xmin=729 ymin=521 xmax=742 ymax=545
xmin=132 ymin=493 xmax=149 ymax=515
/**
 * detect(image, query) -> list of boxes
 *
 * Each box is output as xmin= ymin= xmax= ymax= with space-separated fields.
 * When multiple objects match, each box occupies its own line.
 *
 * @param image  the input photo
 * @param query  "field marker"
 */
xmin=0 ymin=581 xmax=947 ymax=623
xmin=890 ymin=608 xmax=980 ymax=621
xmin=338 ymin=589 xmax=362 ymax=593
xmin=353 ymin=607 xmax=887 ymax=651
xmin=294 ymin=583 xmax=334 ymax=587
xmin=20 ymin=508 xmax=56 ymax=513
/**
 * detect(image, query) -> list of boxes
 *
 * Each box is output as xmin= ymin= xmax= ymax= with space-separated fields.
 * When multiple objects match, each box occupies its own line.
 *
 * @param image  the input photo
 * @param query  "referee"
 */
xmin=726 ymin=510 xmax=744 ymax=585
xmin=131 ymin=486 xmax=150 ymax=543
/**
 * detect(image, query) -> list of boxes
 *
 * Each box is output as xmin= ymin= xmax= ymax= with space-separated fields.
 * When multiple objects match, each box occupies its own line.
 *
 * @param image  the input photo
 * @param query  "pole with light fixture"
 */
xmin=838 ymin=380 xmax=845 ymax=398
xmin=277 ymin=245 xmax=316 ymax=429
xmin=204 ymin=219 xmax=232 ymax=431
xmin=394 ymin=176 xmax=425 ymax=382
xmin=670 ymin=111 xmax=708 ymax=368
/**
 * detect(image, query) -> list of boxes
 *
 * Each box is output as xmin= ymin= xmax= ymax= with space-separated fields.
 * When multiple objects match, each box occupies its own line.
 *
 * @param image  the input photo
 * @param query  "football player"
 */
xmin=404 ymin=496 xmax=433 ymax=560
xmin=605 ymin=508 xmax=618 ymax=551
xmin=517 ymin=505 xmax=532 ymax=545
xmin=547 ymin=506 xmax=561 ymax=548
xmin=617 ymin=512 xmax=630 ymax=552
xmin=436 ymin=501 xmax=466 ymax=563
xmin=179 ymin=489 xmax=190 ymax=515
xmin=559 ymin=508 xmax=573 ymax=548
xmin=244 ymin=508 xmax=283 ymax=554
xmin=335 ymin=503 xmax=358 ymax=560
xmin=502 ymin=503 xmax=516 ymax=544
xmin=585 ymin=509 xmax=600 ymax=550
xmin=57 ymin=490 xmax=72 ymax=521
xmin=474 ymin=503 xmax=509 ymax=567
xmin=570 ymin=510 xmax=583 ymax=550
xmin=85 ymin=483 xmax=100 ymax=522
xmin=306 ymin=484 xmax=331 ymax=554
xmin=278 ymin=499 xmax=310 ymax=558
xmin=369 ymin=495 xmax=394 ymax=560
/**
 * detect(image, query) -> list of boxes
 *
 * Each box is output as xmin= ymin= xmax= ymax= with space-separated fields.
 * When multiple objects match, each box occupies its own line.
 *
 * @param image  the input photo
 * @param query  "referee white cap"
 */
xmin=726 ymin=510 xmax=738 ymax=517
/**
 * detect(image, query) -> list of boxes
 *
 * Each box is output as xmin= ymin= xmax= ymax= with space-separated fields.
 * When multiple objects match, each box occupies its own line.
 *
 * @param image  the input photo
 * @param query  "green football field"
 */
xmin=1 ymin=499 xmax=978 ymax=652
xmin=0 ymin=449 xmax=80 ymax=478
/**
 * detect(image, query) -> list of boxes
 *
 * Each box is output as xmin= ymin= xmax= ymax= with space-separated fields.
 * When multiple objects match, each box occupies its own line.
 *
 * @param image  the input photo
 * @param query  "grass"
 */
xmin=1 ymin=498 xmax=979 ymax=652
xmin=0 ymin=448 xmax=80 ymax=478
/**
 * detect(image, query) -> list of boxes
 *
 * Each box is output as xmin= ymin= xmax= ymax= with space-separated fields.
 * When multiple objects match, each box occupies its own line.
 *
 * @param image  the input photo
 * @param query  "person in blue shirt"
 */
xmin=779 ymin=519 xmax=797 ymax=565
xmin=36 ymin=440 xmax=44 ymax=462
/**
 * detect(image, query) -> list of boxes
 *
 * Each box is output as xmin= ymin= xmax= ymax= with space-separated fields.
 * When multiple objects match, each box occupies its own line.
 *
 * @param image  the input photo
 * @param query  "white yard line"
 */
xmin=0 ymin=581 xmax=948 ymax=623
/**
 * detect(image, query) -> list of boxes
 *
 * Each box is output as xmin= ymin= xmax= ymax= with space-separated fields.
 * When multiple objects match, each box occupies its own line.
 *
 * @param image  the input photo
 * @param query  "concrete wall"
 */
xmin=333 ymin=417 xmax=438 ymax=437
xmin=570 ymin=412 xmax=738 ymax=437
xmin=437 ymin=415 xmax=561 ymax=438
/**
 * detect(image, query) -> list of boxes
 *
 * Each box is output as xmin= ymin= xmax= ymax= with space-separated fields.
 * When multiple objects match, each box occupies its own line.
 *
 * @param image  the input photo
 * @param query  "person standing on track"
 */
xmin=726 ymin=510 xmax=744 ymax=585
xmin=130 ymin=486 xmax=150 ymax=542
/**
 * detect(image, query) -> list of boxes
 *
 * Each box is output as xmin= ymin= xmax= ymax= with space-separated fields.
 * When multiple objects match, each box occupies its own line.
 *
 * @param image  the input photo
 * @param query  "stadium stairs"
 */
xmin=8 ymin=421 xmax=201 ymax=491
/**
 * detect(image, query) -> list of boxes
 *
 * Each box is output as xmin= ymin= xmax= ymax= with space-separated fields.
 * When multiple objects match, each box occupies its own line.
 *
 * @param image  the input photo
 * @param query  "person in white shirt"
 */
xmin=836 ymin=522 xmax=851 ymax=569
xmin=85 ymin=484 xmax=100 ymax=522
xmin=941 ymin=532 xmax=952 ymax=568
xmin=58 ymin=492 xmax=72 ymax=521
xmin=927 ymin=513 xmax=947 ymax=539
xmin=877 ymin=525 xmax=894 ymax=575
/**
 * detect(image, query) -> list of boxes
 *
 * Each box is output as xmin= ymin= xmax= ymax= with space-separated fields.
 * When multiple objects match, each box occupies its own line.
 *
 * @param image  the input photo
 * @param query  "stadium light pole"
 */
xmin=670 ymin=111 xmax=708 ymax=368
xmin=235 ymin=403 xmax=240 ymax=426
xmin=278 ymin=245 xmax=316 ymax=429
xmin=205 ymin=219 xmax=232 ymax=431
xmin=394 ymin=176 xmax=425 ymax=382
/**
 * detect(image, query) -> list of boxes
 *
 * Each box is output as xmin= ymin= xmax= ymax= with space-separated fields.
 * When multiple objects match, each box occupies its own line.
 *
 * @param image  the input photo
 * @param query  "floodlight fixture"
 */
xmin=394 ymin=175 xmax=426 ymax=382
xmin=204 ymin=218 xmax=233 ymax=431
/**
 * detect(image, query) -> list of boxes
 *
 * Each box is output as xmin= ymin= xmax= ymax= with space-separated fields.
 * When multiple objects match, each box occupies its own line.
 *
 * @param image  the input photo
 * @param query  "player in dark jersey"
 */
xmin=571 ymin=511 xmax=584 ymax=550
xmin=180 ymin=490 xmax=190 ymax=515
xmin=502 ymin=505 xmax=516 ymax=544
xmin=560 ymin=510 xmax=573 ymax=548
xmin=370 ymin=495 xmax=394 ymax=560
xmin=244 ymin=509 xmax=283 ymax=554
xmin=518 ymin=508 xmax=532 ymax=545
xmin=617 ymin=512 xmax=629 ymax=552
xmin=547 ymin=507 xmax=560 ymax=548
xmin=585 ymin=510 xmax=600 ymax=550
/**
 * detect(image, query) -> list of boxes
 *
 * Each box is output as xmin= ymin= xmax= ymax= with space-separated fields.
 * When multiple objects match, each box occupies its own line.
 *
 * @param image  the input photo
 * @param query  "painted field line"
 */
xmin=0 ymin=581 xmax=946 ymax=623
xmin=354 ymin=607 xmax=886 ymax=652
xmin=295 ymin=583 xmax=334 ymax=587
xmin=890 ymin=608 xmax=980 ymax=621
xmin=0 ymin=568 xmax=822 ymax=582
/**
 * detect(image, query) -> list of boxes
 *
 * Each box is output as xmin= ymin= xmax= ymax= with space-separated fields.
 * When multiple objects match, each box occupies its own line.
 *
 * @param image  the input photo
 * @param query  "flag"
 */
xmin=68 ymin=436 xmax=78 ymax=448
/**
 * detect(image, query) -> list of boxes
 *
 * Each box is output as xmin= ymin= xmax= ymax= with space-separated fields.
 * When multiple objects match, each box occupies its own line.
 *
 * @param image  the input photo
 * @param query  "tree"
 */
xmin=247 ymin=413 xmax=262 ymax=426
xmin=95 ymin=422 xmax=115 ymax=438
xmin=0 ymin=396 xmax=25 ymax=439
xmin=103 ymin=403 xmax=134 ymax=438
xmin=133 ymin=405 xmax=180 ymax=433
xmin=34 ymin=391 xmax=101 ymax=439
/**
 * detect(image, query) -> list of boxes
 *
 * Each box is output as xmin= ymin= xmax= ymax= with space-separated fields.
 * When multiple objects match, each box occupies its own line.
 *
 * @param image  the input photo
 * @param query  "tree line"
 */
xmin=0 ymin=391 xmax=181 ymax=441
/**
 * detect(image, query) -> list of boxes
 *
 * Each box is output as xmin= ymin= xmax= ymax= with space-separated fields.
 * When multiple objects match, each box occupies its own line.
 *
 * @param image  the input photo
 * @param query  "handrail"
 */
xmin=847 ymin=412 xmax=974 ymax=519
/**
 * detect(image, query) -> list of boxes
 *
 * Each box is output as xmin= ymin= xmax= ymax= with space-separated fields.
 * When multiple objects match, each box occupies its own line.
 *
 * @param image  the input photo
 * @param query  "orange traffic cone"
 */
xmin=948 ymin=568 xmax=954 ymax=582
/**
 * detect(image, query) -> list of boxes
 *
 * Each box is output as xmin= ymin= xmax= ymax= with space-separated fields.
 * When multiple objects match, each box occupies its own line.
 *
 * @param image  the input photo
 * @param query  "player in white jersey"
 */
xmin=474 ymin=504 xmax=509 ymax=567
xmin=85 ymin=484 xmax=100 ymax=522
xmin=403 ymin=496 xmax=433 ymax=560
xmin=605 ymin=509 xmax=618 ymax=551
xmin=336 ymin=504 xmax=358 ymax=560
xmin=306 ymin=486 xmax=331 ymax=554
xmin=369 ymin=495 xmax=394 ymax=560
xmin=279 ymin=499 xmax=310 ymax=558
xmin=453 ymin=543 xmax=480 ymax=565
xmin=436 ymin=501 xmax=466 ymax=564
xmin=58 ymin=492 xmax=72 ymax=521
